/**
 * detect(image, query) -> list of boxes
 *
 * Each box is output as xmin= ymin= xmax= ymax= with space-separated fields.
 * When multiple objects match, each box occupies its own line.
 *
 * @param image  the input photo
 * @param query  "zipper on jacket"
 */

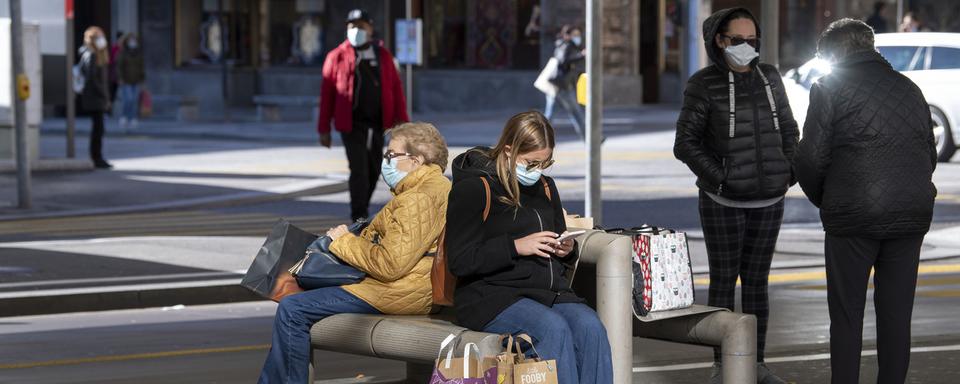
xmin=533 ymin=209 xmax=555 ymax=292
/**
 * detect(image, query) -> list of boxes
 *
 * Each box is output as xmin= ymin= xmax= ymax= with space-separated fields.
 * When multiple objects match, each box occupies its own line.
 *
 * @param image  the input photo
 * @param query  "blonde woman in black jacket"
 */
xmin=78 ymin=26 xmax=112 ymax=169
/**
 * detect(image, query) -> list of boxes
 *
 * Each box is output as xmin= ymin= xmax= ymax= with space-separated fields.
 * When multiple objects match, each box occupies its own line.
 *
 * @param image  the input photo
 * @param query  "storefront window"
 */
xmin=176 ymin=0 xmax=256 ymax=67
xmin=424 ymin=0 xmax=539 ymax=69
xmin=267 ymin=0 xmax=326 ymax=67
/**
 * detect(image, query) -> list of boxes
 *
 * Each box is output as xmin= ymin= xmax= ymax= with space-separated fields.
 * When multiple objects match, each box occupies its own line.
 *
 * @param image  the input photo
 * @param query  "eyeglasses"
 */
xmin=722 ymin=35 xmax=758 ymax=48
xmin=384 ymin=149 xmax=414 ymax=160
xmin=521 ymin=158 xmax=555 ymax=171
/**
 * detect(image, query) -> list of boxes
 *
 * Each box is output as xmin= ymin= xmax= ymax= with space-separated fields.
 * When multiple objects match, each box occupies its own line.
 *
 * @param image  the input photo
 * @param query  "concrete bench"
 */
xmin=151 ymin=94 xmax=199 ymax=122
xmin=310 ymin=230 xmax=758 ymax=383
xmin=310 ymin=312 xmax=501 ymax=382
xmin=253 ymin=95 xmax=318 ymax=122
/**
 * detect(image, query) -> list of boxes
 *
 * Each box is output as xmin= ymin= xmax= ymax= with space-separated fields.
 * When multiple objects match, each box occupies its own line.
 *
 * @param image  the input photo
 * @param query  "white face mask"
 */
xmin=724 ymin=42 xmax=759 ymax=68
xmin=347 ymin=27 xmax=368 ymax=47
xmin=571 ymin=36 xmax=582 ymax=46
xmin=95 ymin=36 xmax=108 ymax=50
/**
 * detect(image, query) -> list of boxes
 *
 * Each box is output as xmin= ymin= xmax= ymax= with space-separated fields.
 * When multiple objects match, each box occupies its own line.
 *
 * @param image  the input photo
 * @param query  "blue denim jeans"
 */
xmin=119 ymin=84 xmax=139 ymax=120
xmin=482 ymin=298 xmax=613 ymax=384
xmin=554 ymin=90 xmax=585 ymax=140
xmin=258 ymin=286 xmax=380 ymax=384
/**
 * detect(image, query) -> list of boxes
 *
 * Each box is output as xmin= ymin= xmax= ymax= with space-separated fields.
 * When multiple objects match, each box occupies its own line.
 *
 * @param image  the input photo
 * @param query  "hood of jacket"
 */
xmin=452 ymin=147 xmax=498 ymax=184
xmin=702 ymin=7 xmax=762 ymax=71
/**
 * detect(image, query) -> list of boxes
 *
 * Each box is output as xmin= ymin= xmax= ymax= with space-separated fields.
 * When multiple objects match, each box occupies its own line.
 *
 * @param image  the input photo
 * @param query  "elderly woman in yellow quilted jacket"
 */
xmin=258 ymin=122 xmax=451 ymax=384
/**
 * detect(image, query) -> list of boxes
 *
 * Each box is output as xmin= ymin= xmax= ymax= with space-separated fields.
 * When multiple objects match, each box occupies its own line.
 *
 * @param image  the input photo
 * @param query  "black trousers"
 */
xmin=89 ymin=111 xmax=105 ymax=163
xmin=341 ymin=124 xmax=384 ymax=221
xmin=699 ymin=191 xmax=784 ymax=362
xmin=825 ymin=234 xmax=923 ymax=384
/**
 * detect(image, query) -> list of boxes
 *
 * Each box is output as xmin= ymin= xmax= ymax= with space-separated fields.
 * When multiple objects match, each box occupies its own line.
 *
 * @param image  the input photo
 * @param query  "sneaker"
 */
xmin=119 ymin=117 xmax=128 ymax=128
xmin=757 ymin=363 xmax=787 ymax=384
xmin=710 ymin=362 xmax=722 ymax=384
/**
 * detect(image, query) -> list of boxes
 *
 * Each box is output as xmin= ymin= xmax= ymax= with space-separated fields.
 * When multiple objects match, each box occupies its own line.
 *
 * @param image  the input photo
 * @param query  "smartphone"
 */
xmin=556 ymin=230 xmax=586 ymax=243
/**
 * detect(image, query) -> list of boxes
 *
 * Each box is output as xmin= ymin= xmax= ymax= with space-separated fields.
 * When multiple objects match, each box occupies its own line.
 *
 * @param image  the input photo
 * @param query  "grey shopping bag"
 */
xmin=240 ymin=219 xmax=318 ymax=301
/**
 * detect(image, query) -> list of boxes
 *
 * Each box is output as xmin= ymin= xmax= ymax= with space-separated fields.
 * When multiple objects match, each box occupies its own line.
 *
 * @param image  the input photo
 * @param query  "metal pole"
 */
xmin=65 ymin=0 xmax=76 ymax=158
xmin=897 ymin=0 xmax=904 ymax=31
xmin=761 ymin=0 xmax=779 ymax=68
xmin=220 ymin=0 xmax=230 ymax=122
xmin=9 ymin=0 xmax=31 ymax=208
xmin=585 ymin=0 xmax=603 ymax=224
xmin=405 ymin=0 xmax=413 ymax=118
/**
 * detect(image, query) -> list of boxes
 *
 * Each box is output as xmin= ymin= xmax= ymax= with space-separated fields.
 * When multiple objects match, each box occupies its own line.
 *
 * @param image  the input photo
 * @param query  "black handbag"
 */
xmin=288 ymin=219 xmax=370 ymax=290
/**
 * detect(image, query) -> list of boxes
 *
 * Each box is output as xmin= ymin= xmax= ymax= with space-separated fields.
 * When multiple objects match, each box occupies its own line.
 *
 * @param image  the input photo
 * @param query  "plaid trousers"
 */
xmin=698 ymin=191 xmax=784 ymax=362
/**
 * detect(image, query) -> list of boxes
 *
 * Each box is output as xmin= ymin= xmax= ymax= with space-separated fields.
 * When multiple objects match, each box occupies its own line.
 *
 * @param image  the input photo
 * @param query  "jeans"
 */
xmin=119 ymin=84 xmax=139 ymax=121
xmin=825 ymin=235 xmax=923 ymax=384
xmin=258 ymin=286 xmax=380 ymax=384
xmin=544 ymin=93 xmax=556 ymax=120
xmin=482 ymin=298 xmax=613 ymax=384
xmin=554 ymin=90 xmax=585 ymax=140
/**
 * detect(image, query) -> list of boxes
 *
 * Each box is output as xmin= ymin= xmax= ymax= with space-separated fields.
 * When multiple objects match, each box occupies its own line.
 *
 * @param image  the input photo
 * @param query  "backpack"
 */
xmin=431 ymin=177 xmax=551 ymax=306
xmin=72 ymin=53 xmax=89 ymax=94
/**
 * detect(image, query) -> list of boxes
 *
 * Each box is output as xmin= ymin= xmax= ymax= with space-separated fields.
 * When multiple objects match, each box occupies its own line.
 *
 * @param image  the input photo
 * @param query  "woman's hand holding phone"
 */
xmin=514 ymin=231 xmax=560 ymax=258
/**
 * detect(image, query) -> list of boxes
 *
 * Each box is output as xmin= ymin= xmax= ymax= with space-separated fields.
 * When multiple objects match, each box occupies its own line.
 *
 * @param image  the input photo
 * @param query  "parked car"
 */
xmin=783 ymin=32 xmax=960 ymax=162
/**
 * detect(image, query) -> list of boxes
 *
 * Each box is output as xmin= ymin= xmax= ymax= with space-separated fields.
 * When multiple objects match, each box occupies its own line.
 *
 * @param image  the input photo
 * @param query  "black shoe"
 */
xmin=94 ymin=160 xmax=113 ymax=169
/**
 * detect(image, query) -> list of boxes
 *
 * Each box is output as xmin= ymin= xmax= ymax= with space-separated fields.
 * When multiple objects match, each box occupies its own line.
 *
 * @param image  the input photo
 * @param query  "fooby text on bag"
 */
xmin=512 ymin=334 xmax=559 ymax=384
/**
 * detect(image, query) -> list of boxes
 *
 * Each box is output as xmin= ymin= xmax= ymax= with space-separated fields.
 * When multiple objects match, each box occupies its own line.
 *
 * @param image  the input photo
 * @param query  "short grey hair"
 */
xmin=817 ymin=18 xmax=875 ymax=61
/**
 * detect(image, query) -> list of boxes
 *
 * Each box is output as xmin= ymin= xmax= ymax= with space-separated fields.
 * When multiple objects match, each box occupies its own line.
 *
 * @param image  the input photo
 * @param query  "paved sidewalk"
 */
xmin=4 ymin=105 xmax=960 ymax=318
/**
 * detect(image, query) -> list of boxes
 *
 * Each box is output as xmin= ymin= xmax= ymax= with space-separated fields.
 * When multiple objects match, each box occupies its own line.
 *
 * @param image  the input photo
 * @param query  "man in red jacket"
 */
xmin=318 ymin=9 xmax=409 ymax=221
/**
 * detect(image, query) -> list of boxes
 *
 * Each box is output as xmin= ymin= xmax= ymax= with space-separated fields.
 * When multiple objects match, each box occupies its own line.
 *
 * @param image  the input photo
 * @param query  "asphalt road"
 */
xmin=3 ymin=264 xmax=960 ymax=383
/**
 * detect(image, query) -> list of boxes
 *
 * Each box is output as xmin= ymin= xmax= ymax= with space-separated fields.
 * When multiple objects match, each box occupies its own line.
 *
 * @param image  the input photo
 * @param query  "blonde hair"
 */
xmin=484 ymin=111 xmax=555 ymax=207
xmin=388 ymin=122 xmax=450 ymax=171
xmin=83 ymin=26 xmax=109 ymax=66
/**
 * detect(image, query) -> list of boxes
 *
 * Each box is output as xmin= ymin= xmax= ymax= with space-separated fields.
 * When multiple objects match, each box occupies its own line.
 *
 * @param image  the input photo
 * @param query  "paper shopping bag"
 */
xmin=432 ymin=334 xmax=496 ymax=384
xmin=512 ymin=334 xmax=559 ymax=384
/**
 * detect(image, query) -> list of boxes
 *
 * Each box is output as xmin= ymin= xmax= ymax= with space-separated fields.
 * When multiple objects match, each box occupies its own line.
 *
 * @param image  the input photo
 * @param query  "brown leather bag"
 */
xmin=431 ymin=177 xmax=552 ymax=306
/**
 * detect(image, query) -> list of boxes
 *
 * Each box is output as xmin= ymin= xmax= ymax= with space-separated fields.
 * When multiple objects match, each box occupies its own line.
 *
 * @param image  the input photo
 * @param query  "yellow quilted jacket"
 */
xmin=330 ymin=164 xmax=451 ymax=315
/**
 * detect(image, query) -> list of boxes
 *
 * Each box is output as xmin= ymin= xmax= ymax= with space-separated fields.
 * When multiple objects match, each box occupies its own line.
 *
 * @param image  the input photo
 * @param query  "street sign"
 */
xmin=395 ymin=18 xmax=422 ymax=65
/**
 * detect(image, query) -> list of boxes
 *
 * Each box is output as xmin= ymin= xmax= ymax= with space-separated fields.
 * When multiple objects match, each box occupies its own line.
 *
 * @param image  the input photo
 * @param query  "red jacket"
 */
xmin=318 ymin=40 xmax=409 ymax=135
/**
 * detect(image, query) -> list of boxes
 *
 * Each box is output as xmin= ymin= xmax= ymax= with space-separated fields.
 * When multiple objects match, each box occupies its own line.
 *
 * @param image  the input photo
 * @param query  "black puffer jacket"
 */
xmin=78 ymin=46 xmax=110 ymax=113
xmin=673 ymin=8 xmax=799 ymax=200
xmin=796 ymin=50 xmax=937 ymax=238
xmin=446 ymin=148 xmax=582 ymax=331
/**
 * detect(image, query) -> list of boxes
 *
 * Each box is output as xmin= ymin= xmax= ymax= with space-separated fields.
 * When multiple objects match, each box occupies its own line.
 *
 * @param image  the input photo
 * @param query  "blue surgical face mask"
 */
xmin=571 ymin=36 xmax=583 ymax=46
xmin=515 ymin=163 xmax=543 ymax=187
xmin=381 ymin=158 xmax=408 ymax=189
xmin=348 ymin=27 xmax=368 ymax=47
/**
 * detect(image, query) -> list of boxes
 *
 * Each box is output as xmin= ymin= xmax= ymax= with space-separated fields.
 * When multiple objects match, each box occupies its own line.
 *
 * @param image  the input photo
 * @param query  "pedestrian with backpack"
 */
xmin=445 ymin=111 xmax=612 ymax=384
xmin=77 ymin=26 xmax=113 ymax=169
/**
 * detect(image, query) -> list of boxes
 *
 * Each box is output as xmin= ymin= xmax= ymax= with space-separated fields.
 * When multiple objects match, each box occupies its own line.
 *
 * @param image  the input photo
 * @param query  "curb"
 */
xmin=0 ymin=279 xmax=262 ymax=317
xmin=0 ymin=179 xmax=349 ymax=222
xmin=0 ymin=158 xmax=94 ymax=173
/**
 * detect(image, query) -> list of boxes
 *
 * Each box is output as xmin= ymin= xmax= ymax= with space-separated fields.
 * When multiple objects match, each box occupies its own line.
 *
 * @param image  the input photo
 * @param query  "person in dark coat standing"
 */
xmin=865 ymin=2 xmax=889 ymax=34
xmin=446 ymin=111 xmax=612 ymax=384
xmin=673 ymin=7 xmax=799 ymax=384
xmin=79 ymin=26 xmax=113 ymax=169
xmin=116 ymin=33 xmax=145 ymax=128
xmin=317 ymin=9 xmax=409 ymax=222
xmin=795 ymin=19 xmax=937 ymax=384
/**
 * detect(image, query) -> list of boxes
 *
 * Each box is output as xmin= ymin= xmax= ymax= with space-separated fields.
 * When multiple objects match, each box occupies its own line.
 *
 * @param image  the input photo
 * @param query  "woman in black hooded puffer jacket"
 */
xmin=673 ymin=7 xmax=799 ymax=384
